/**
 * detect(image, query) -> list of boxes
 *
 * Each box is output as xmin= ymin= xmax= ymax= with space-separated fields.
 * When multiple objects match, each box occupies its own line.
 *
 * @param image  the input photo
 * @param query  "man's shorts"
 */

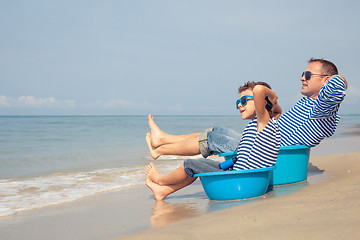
xmin=198 ymin=127 xmax=242 ymax=158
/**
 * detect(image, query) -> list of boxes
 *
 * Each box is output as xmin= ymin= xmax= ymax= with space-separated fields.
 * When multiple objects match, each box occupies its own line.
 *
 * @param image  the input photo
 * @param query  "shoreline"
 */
xmin=112 ymin=151 xmax=360 ymax=240
xmin=1 ymin=136 xmax=359 ymax=240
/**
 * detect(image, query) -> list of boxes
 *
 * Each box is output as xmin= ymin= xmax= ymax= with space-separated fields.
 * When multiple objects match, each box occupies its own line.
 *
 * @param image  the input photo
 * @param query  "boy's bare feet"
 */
xmin=145 ymin=176 xmax=168 ymax=201
xmin=145 ymin=162 xmax=161 ymax=184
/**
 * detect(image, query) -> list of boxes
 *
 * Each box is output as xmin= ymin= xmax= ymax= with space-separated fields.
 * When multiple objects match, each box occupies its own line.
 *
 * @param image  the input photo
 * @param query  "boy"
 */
xmin=145 ymin=81 xmax=281 ymax=200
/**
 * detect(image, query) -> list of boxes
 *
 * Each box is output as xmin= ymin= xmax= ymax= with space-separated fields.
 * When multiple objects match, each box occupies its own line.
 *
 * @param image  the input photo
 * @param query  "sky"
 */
xmin=1 ymin=0 xmax=360 ymax=115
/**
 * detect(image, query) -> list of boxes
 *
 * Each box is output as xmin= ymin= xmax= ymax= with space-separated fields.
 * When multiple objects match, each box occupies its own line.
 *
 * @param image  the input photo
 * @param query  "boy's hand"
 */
xmin=267 ymin=90 xmax=278 ymax=105
xmin=271 ymin=98 xmax=282 ymax=120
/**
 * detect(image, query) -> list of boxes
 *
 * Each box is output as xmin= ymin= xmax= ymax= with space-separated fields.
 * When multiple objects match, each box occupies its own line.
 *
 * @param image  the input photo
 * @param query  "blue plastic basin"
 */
xmin=218 ymin=145 xmax=311 ymax=186
xmin=194 ymin=166 xmax=274 ymax=201
xmin=270 ymin=145 xmax=311 ymax=186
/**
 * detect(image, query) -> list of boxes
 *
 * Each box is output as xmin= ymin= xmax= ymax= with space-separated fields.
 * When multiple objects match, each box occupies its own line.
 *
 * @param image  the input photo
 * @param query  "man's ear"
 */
xmin=322 ymin=76 xmax=331 ymax=86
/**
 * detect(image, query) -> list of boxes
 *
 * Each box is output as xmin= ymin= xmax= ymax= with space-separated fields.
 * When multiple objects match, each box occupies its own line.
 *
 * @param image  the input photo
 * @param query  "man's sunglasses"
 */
xmin=301 ymin=71 xmax=329 ymax=81
xmin=236 ymin=95 xmax=253 ymax=109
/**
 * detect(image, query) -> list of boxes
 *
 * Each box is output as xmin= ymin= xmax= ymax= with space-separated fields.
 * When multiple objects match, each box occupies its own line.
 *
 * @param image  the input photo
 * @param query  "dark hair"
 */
xmin=238 ymin=81 xmax=271 ymax=93
xmin=309 ymin=58 xmax=338 ymax=75
xmin=238 ymin=81 xmax=273 ymax=116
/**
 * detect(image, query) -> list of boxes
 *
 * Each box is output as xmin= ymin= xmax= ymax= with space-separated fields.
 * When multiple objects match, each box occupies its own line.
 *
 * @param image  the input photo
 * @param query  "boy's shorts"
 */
xmin=183 ymin=158 xmax=223 ymax=177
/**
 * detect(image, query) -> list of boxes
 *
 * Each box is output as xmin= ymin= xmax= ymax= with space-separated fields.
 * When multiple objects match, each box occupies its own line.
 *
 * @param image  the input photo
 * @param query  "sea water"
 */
xmin=0 ymin=115 xmax=358 ymax=217
xmin=0 ymin=115 xmax=247 ymax=217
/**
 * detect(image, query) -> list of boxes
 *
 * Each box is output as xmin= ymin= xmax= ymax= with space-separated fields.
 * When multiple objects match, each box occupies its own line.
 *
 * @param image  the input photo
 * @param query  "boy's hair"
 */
xmin=238 ymin=81 xmax=273 ymax=116
xmin=309 ymin=58 xmax=338 ymax=75
xmin=238 ymin=81 xmax=271 ymax=93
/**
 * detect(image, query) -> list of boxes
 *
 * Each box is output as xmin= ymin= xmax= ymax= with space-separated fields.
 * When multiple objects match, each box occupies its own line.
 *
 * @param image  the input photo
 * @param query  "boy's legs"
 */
xmin=146 ymin=163 xmax=191 ymax=186
xmin=145 ymin=162 xmax=197 ymax=200
xmin=145 ymin=176 xmax=196 ymax=201
xmin=144 ymin=159 xmax=223 ymax=200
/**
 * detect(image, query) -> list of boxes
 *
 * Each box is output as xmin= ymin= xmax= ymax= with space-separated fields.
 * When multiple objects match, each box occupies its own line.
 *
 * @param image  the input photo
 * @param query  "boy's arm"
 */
xmin=272 ymin=102 xmax=282 ymax=120
xmin=253 ymin=85 xmax=278 ymax=132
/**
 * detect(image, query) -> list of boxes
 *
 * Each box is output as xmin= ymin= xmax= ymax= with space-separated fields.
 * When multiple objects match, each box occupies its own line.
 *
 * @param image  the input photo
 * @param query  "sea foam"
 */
xmin=0 ymin=158 xmax=196 ymax=218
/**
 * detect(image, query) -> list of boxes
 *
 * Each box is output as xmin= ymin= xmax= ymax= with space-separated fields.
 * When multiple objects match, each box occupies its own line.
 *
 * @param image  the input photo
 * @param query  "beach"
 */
xmin=0 ymin=134 xmax=359 ymax=240
xmin=113 ymin=152 xmax=360 ymax=240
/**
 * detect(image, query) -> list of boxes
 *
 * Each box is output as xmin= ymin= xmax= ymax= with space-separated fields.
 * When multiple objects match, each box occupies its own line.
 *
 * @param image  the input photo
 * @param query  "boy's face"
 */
xmin=238 ymin=89 xmax=256 ymax=120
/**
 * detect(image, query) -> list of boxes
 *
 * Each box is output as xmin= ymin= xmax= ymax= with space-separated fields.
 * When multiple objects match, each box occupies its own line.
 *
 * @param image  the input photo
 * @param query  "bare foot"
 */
xmin=145 ymin=176 xmax=168 ymax=200
xmin=148 ymin=114 xmax=166 ymax=148
xmin=146 ymin=132 xmax=160 ymax=160
xmin=145 ymin=162 xmax=161 ymax=184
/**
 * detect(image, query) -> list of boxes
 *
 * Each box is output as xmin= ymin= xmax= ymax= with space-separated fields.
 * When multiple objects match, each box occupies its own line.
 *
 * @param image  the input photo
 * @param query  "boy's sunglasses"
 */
xmin=236 ymin=95 xmax=272 ymax=109
xmin=236 ymin=95 xmax=253 ymax=109
xmin=301 ymin=71 xmax=329 ymax=81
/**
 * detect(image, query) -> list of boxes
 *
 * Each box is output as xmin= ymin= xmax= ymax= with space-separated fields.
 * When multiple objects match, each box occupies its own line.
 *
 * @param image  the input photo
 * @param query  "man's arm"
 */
xmin=312 ymin=75 xmax=347 ymax=119
xmin=331 ymin=75 xmax=348 ymax=89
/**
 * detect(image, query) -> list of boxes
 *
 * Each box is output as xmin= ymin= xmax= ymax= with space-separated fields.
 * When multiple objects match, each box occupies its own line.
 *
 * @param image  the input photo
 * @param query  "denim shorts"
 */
xmin=183 ymin=158 xmax=224 ymax=177
xmin=199 ymin=127 xmax=242 ymax=158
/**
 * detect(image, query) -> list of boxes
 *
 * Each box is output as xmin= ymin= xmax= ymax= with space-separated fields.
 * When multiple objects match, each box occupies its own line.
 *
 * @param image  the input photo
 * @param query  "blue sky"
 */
xmin=1 ymin=0 xmax=359 ymax=115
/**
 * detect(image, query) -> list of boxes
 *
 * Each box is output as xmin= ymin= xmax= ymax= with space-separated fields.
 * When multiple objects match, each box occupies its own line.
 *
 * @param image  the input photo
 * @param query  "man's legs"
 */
xmin=146 ymin=133 xmax=201 ymax=159
xmin=148 ymin=114 xmax=200 ymax=147
xmin=147 ymin=114 xmax=201 ymax=159
xmin=146 ymin=114 xmax=242 ymax=160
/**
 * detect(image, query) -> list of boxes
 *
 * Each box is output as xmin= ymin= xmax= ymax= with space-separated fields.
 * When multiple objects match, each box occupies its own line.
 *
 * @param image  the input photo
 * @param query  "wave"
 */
xmin=0 ymin=155 xmax=213 ymax=218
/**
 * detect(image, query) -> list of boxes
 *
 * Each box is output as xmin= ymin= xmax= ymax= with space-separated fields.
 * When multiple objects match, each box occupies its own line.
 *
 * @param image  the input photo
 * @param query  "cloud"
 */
xmin=95 ymin=99 xmax=153 ymax=109
xmin=0 ymin=95 xmax=76 ymax=108
xmin=344 ymin=86 xmax=360 ymax=104
xmin=347 ymin=86 xmax=360 ymax=97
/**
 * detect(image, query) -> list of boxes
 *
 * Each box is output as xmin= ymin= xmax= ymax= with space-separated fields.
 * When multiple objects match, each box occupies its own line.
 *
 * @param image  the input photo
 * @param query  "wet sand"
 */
xmin=1 ymin=136 xmax=359 ymax=240
xmin=112 ymin=151 xmax=360 ymax=240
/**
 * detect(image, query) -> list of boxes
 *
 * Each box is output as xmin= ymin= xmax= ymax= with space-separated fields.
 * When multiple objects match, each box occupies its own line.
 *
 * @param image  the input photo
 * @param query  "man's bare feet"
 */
xmin=148 ymin=114 xmax=166 ymax=148
xmin=146 ymin=133 xmax=161 ymax=160
xmin=145 ymin=176 xmax=168 ymax=200
xmin=145 ymin=162 xmax=162 ymax=184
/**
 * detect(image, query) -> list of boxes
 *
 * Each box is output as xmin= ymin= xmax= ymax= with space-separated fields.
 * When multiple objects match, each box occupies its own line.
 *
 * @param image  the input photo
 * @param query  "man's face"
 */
xmin=300 ymin=62 xmax=329 ymax=99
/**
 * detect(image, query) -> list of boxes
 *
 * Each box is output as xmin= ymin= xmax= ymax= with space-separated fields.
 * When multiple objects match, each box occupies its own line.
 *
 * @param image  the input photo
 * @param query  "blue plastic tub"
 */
xmin=270 ymin=145 xmax=311 ymax=186
xmin=194 ymin=166 xmax=274 ymax=201
xmin=218 ymin=145 xmax=311 ymax=186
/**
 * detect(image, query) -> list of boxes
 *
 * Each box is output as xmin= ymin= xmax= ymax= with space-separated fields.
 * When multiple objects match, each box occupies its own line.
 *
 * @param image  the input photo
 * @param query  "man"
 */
xmin=146 ymin=58 xmax=347 ymax=159
xmin=278 ymin=58 xmax=347 ymax=146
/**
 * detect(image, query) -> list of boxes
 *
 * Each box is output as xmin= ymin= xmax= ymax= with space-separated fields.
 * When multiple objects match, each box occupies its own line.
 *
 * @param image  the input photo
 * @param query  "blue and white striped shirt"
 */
xmin=278 ymin=75 xmax=346 ymax=147
xmin=233 ymin=117 xmax=280 ymax=170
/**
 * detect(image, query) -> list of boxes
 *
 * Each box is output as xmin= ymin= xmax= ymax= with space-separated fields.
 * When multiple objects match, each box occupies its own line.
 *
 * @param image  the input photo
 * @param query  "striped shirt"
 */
xmin=233 ymin=117 xmax=280 ymax=170
xmin=278 ymin=75 xmax=346 ymax=147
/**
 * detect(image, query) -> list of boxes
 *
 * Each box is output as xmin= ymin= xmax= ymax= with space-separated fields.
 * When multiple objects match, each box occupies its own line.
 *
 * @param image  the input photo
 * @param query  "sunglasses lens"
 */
xmin=236 ymin=97 xmax=247 ymax=109
xmin=305 ymin=71 xmax=311 ymax=80
xmin=240 ymin=96 xmax=247 ymax=105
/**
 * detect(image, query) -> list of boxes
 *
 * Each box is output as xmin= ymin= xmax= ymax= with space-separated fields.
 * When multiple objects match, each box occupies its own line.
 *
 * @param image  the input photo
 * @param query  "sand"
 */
xmin=1 ymin=136 xmax=359 ymax=240
xmin=111 ymin=151 xmax=360 ymax=240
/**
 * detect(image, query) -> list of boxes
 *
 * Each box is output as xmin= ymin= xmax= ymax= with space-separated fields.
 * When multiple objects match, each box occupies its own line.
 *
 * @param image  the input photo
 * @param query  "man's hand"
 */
xmin=332 ymin=75 xmax=348 ymax=89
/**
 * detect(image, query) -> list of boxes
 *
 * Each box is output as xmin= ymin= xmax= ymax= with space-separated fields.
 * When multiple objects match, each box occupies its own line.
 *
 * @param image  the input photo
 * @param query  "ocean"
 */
xmin=0 ymin=114 xmax=358 ymax=218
